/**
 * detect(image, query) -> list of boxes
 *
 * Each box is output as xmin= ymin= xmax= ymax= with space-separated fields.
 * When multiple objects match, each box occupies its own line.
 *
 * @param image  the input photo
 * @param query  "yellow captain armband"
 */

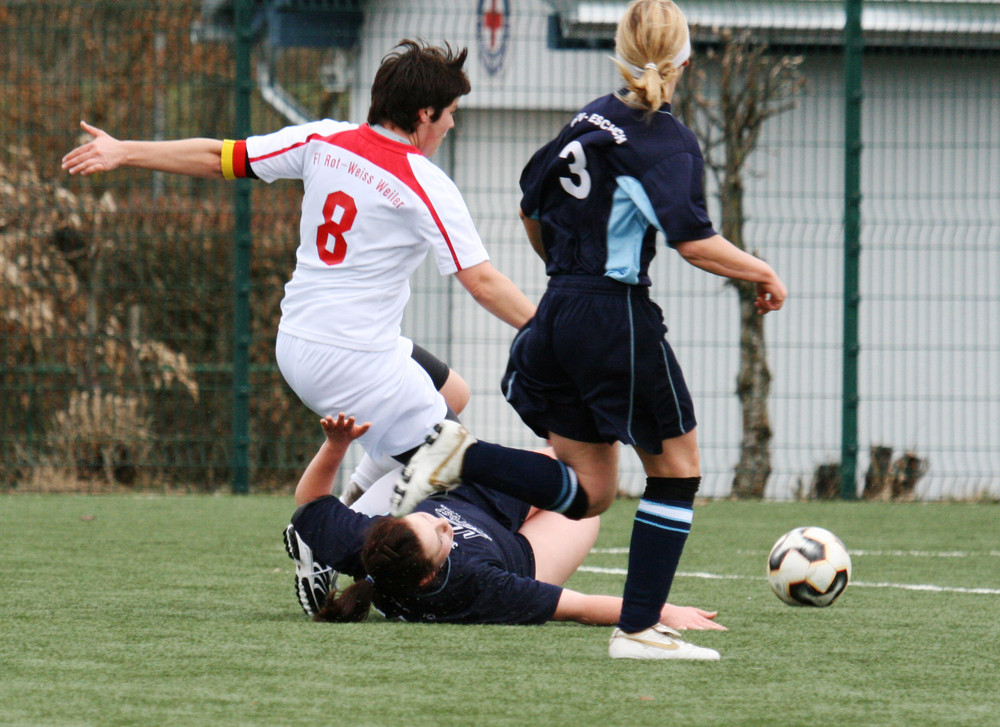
xmin=221 ymin=139 xmax=237 ymax=180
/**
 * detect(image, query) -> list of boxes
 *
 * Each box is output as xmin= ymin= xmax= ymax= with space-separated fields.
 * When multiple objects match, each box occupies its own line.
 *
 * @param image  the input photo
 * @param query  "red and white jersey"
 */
xmin=228 ymin=121 xmax=489 ymax=350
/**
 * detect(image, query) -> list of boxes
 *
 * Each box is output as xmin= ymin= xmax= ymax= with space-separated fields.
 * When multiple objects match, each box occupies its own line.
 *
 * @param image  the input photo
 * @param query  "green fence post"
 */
xmin=841 ymin=0 xmax=863 ymax=500
xmin=232 ymin=0 xmax=253 ymax=494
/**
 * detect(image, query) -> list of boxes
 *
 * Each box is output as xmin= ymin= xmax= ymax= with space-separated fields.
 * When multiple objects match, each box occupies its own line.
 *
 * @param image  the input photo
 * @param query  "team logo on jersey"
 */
xmin=433 ymin=503 xmax=492 ymax=542
xmin=477 ymin=0 xmax=510 ymax=76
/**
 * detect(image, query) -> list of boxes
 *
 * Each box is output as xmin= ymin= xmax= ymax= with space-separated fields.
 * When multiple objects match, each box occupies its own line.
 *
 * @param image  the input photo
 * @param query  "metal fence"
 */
xmin=1 ymin=0 xmax=998 ymax=499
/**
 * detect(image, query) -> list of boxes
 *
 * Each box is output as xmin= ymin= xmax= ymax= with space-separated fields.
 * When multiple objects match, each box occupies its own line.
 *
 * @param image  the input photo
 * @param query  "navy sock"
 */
xmin=618 ymin=476 xmax=701 ymax=633
xmin=461 ymin=441 xmax=588 ymax=519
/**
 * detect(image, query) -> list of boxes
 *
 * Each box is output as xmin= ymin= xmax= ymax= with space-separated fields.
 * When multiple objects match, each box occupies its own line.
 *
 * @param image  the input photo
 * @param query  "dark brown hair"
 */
xmin=313 ymin=517 xmax=437 ymax=623
xmin=367 ymin=39 xmax=471 ymax=133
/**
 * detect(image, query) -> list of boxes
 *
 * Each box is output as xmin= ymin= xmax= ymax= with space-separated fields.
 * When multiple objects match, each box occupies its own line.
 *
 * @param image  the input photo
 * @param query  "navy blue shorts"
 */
xmin=501 ymin=275 xmax=696 ymax=454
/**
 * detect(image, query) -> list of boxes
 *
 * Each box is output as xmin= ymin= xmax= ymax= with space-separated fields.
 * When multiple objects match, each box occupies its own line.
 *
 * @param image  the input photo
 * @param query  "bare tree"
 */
xmin=675 ymin=30 xmax=806 ymax=498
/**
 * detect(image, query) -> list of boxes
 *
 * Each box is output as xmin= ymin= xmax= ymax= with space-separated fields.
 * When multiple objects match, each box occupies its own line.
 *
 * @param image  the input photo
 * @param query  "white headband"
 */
xmin=671 ymin=33 xmax=692 ymax=67
xmin=620 ymin=27 xmax=692 ymax=77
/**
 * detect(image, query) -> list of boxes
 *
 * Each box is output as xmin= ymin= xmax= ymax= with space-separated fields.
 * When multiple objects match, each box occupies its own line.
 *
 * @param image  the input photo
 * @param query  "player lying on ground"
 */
xmin=284 ymin=413 xmax=726 ymax=631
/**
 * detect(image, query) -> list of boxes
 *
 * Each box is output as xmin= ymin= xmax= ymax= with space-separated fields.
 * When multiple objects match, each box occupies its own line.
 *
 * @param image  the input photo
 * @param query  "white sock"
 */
xmin=350 ymin=468 xmax=404 ymax=516
xmin=340 ymin=452 xmax=398 ymax=506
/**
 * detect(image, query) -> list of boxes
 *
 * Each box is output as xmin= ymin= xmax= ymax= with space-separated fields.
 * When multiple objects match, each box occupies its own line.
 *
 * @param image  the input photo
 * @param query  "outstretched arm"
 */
xmin=552 ymin=590 xmax=727 ymax=631
xmin=62 ymin=121 xmax=224 ymax=178
xmin=295 ymin=414 xmax=371 ymax=506
xmin=675 ymin=234 xmax=787 ymax=314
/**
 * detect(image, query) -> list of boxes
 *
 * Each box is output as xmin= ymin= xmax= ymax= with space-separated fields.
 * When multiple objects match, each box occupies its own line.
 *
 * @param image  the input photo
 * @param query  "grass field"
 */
xmin=2 ymin=494 xmax=998 ymax=727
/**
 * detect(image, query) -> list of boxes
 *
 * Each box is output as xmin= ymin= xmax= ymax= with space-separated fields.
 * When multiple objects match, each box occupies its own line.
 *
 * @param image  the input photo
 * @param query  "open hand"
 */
xmin=659 ymin=604 xmax=728 ymax=631
xmin=320 ymin=413 xmax=371 ymax=447
xmin=61 ymin=121 xmax=125 ymax=176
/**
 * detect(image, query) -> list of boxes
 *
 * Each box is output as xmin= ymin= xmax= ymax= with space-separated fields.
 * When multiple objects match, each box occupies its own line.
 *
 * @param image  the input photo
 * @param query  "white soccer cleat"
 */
xmin=390 ymin=421 xmax=477 ymax=517
xmin=283 ymin=524 xmax=337 ymax=616
xmin=608 ymin=623 xmax=721 ymax=661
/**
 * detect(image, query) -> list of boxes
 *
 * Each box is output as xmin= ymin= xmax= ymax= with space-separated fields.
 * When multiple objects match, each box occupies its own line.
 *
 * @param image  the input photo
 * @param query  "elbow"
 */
xmin=456 ymin=262 xmax=494 ymax=300
xmin=461 ymin=277 xmax=489 ymax=307
xmin=674 ymin=240 xmax=705 ymax=266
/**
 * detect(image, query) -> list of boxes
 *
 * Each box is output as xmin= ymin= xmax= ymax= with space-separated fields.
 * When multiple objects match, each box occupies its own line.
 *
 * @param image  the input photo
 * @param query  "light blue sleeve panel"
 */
xmin=604 ymin=175 xmax=663 ymax=284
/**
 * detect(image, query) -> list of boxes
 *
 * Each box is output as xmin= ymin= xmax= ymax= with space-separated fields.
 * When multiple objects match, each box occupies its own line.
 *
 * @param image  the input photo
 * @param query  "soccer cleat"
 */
xmin=389 ymin=421 xmax=477 ymax=517
xmin=283 ymin=524 xmax=337 ymax=616
xmin=608 ymin=623 xmax=721 ymax=661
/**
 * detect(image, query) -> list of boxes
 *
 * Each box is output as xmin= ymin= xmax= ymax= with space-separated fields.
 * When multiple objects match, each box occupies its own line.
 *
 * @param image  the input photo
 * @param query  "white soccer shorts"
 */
xmin=275 ymin=331 xmax=447 ymax=463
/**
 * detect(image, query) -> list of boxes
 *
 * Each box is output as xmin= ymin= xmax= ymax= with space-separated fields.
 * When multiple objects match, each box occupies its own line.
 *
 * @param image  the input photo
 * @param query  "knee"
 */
xmin=583 ymin=484 xmax=617 ymax=517
xmin=643 ymin=431 xmax=701 ymax=478
xmin=440 ymin=370 xmax=470 ymax=415
xmin=562 ymin=480 xmax=615 ymax=520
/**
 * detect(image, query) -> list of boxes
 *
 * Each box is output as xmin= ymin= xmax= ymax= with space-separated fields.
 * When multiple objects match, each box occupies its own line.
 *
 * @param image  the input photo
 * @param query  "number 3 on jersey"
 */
xmin=558 ymin=140 xmax=591 ymax=200
xmin=316 ymin=191 xmax=357 ymax=265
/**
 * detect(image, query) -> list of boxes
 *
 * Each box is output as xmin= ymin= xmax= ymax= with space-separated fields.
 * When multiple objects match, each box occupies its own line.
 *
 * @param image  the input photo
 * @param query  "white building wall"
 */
xmin=347 ymin=0 xmax=1000 ymax=499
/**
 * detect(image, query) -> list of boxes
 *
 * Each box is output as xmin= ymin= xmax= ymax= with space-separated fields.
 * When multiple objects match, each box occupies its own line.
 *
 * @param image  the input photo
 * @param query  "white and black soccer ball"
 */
xmin=767 ymin=526 xmax=852 ymax=607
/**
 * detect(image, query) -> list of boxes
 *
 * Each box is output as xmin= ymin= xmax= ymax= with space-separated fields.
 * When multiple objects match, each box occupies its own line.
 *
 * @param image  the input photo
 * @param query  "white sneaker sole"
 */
xmin=608 ymin=626 xmax=721 ymax=661
xmin=390 ymin=422 xmax=475 ymax=517
xmin=283 ymin=525 xmax=336 ymax=616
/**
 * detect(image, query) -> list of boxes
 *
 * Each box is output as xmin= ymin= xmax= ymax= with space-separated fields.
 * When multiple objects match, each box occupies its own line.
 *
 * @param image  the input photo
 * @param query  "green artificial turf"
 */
xmin=2 ymin=495 xmax=997 ymax=726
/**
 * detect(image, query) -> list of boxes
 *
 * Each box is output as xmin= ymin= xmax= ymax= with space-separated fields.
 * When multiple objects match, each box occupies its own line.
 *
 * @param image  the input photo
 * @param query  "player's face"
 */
xmin=404 ymin=511 xmax=454 ymax=567
xmin=413 ymin=99 xmax=458 ymax=157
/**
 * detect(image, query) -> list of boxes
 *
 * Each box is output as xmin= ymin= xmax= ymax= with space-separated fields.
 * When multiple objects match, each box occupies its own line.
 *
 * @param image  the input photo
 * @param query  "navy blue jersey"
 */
xmin=519 ymin=93 xmax=715 ymax=286
xmin=290 ymin=485 xmax=562 ymax=625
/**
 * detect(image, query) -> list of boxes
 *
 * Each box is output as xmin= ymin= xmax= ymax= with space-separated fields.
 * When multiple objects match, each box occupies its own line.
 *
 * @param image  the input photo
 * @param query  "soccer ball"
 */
xmin=767 ymin=526 xmax=851 ymax=607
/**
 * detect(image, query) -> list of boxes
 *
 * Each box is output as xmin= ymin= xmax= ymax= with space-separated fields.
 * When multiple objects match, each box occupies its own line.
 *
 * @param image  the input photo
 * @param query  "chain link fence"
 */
xmin=2 ymin=0 xmax=998 ymax=498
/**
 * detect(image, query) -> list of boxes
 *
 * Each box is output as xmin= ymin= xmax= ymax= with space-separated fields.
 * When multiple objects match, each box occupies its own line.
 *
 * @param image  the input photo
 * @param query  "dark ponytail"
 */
xmin=313 ymin=517 xmax=436 ymax=623
xmin=313 ymin=579 xmax=376 ymax=622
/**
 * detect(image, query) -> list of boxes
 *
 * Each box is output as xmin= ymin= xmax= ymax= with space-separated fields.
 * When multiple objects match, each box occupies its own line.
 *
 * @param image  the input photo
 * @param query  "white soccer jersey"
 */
xmin=230 ymin=121 xmax=489 ymax=350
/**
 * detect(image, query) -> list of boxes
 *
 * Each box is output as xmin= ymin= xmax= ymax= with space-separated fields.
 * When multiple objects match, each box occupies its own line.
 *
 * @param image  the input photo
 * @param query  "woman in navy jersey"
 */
xmin=507 ymin=0 xmax=787 ymax=659
xmin=62 ymin=39 xmax=538 ymax=497
xmin=393 ymin=0 xmax=785 ymax=660
xmin=286 ymin=413 xmax=726 ymax=630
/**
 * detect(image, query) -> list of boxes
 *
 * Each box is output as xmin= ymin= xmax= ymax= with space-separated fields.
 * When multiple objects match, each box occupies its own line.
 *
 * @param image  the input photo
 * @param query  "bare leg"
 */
xmin=438 ymin=368 xmax=470 ymax=416
xmin=547 ymin=433 xmax=620 ymax=517
xmin=634 ymin=429 xmax=700 ymax=478
xmin=519 ymin=509 xmax=600 ymax=585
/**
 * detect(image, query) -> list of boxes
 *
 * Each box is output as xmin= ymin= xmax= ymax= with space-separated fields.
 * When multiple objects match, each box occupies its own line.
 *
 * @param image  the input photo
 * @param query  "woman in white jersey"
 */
xmin=62 ymin=40 xmax=535 ymax=486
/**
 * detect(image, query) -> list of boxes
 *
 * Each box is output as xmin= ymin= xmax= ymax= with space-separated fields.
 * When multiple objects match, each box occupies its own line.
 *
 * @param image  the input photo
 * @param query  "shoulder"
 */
xmin=653 ymin=109 xmax=701 ymax=152
xmin=616 ymin=111 xmax=701 ymax=179
xmin=407 ymin=152 xmax=451 ymax=180
xmin=407 ymin=154 xmax=467 ymax=204
xmin=248 ymin=119 xmax=357 ymax=148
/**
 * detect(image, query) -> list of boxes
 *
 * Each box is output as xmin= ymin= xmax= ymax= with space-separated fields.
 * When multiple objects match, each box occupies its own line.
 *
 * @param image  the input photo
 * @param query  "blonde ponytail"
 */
xmin=613 ymin=0 xmax=690 ymax=114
